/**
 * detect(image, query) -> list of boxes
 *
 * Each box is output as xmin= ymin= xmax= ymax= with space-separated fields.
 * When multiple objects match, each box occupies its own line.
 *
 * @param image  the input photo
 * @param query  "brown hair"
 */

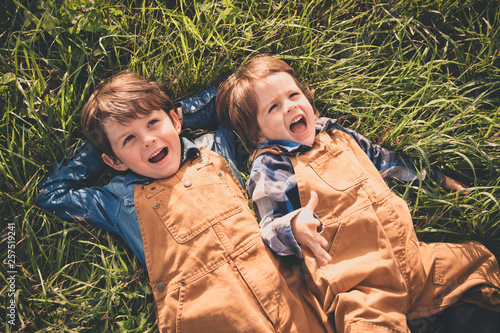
xmin=216 ymin=55 xmax=315 ymax=145
xmin=81 ymin=72 xmax=176 ymax=159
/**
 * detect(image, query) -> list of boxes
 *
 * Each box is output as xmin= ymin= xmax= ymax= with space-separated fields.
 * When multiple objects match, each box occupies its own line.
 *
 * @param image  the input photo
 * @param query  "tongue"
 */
xmin=149 ymin=148 xmax=168 ymax=163
xmin=290 ymin=120 xmax=307 ymax=134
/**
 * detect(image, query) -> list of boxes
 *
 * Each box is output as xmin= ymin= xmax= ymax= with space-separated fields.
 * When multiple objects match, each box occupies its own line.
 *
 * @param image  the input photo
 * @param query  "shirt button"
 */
xmin=154 ymin=204 xmax=160 ymax=209
xmin=151 ymin=187 xmax=156 ymax=191
xmin=180 ymin=279 xmax=186 ymax=286
xmin=190 ymin=106 xmax=196 ymax=111
xmin=184 ymin=180 xmax=192 ymax=188
xmin=218 ymin=172 xmax=223 ymax=177
xmin=156 ymin=282 xmax=165 ymax=292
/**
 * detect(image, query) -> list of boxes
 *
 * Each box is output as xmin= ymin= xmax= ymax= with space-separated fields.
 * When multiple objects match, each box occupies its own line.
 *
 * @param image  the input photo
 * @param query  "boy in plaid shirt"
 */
xmin=217 ymin=54 xmax=500 ymax=333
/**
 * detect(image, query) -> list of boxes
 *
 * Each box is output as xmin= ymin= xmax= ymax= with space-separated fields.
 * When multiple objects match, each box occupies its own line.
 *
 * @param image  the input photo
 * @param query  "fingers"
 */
xmin=301 ymin=232 xmax=331 ymax=266
xmin=309 ymin=237 xmax=332 ymax=266
xmin=314 ymin=233 xmax=328 ymax=248
xmin=304 ymin=191 xmax=318 ymax=213
xmin=292 ymin=192 xmax=332 ymax=265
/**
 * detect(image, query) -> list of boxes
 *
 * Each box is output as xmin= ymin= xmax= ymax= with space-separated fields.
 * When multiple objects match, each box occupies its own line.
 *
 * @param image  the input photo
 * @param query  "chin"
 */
xmin=303 ymin=136 xmax=316 ymax=146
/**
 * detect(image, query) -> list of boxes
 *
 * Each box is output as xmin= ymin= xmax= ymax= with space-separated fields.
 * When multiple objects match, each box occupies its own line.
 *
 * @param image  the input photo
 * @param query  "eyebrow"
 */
xmin=116 ymin=133 xmax=130 ymax=144
xmin=257 ymin=95 xmax=275 ymax=114
xmin=105 ymin=123 xmax=130 ymax=146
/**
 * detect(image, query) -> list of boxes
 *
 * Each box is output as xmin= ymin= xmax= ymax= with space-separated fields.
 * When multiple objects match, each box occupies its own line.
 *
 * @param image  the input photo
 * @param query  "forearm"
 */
xmin=333 ymin=123 xmax=447 ymax=187
xmin=249 ymin=155 xmax=304 ymax=257
xmin=36 ymin=142 xmax=108 ymax=220
xmin=259 ymin=210 xmax=303 ymax=257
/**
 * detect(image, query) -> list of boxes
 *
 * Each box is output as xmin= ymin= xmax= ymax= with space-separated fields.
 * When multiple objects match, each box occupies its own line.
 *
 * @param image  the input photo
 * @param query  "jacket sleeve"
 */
xmin=247 ymin=154 xmax=304 ymax=258
xmin=177 ymin=86 xmax=219 ymax=130
xmin=36 ymin=142 xmax=121 ymax=233
xmin=332 ymin=123 xmax=446 ymax=187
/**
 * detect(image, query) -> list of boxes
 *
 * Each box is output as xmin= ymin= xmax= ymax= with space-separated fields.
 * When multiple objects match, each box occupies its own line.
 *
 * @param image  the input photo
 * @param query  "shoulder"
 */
xmin=252 ymin=153 xmax=293 ymax=177
xmin=106 ymin=173 xmax=144 ymax=203
xmin=248 ymin=153 xmax=295 ymax=193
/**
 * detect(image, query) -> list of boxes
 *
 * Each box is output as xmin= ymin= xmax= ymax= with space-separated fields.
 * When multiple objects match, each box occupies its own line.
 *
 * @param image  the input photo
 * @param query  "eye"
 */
xmin=290 ymin=92 xmax=300 ymax=98
xmin=148 ymin=119 xmax=159 ymax=127
xmin=268 ymin=104 xmax=278 ymax=113
xmin=123 ymin=135 xmax=135 ymax=146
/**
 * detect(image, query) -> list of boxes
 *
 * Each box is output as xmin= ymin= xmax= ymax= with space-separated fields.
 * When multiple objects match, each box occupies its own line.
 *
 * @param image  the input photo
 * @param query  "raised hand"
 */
xmin=291 ymin=191 xmax=332 ymax=266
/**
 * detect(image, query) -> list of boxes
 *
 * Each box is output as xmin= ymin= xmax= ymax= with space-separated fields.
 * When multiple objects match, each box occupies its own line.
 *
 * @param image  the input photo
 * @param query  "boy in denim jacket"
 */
xmin=36 ymin=72 xmax=333 ymax=333
xmin=216 ymin=55 xmax=500 ymax=333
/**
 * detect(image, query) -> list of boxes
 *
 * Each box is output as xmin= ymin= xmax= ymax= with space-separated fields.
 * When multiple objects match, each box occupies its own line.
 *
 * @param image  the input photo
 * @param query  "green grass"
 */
xmin=1 ymin=0 xmax=499 ymax=331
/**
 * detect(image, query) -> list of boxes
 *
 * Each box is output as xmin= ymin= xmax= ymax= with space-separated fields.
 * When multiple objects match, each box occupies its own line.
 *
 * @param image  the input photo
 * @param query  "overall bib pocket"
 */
xmin=154 ymin=173 xmax=242 ymax=243
xmin=309 ymin=144 xmax=367 ymax=191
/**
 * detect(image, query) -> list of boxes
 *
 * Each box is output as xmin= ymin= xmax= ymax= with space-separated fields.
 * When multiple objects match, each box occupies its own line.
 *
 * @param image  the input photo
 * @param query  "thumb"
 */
xmin=304 ymin=191 xmax=318 ymax=213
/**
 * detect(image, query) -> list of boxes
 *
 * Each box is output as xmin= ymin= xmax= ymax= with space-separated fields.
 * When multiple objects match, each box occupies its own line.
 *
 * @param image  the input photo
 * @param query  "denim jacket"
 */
xmin=36 ymin=88 xmax=240 ymax=268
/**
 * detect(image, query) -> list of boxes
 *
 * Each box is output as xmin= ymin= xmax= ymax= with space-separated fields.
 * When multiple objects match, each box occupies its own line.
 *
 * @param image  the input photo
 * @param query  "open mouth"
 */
xmin=149 ymin=147 xmax=168 ymax=163
xmin=289 ymin=116 xmax=307 ymax=134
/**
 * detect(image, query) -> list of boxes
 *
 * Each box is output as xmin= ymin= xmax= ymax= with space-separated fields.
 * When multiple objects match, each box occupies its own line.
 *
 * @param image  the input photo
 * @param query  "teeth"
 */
xmin=291 ymin=116 xmax=303 ymax=124
xmin=150 ymin=149 xmax=162 ymax=159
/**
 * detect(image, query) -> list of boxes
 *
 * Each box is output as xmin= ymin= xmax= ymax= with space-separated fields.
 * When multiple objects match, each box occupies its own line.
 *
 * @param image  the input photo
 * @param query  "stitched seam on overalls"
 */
xmin=344 ymin=320 xmax=408 ymax=333
xmin=374 ymin=194 xmax=411 ymax=310
xmin=319 ymin=199 xmax=374 ymax=226
xmin=222 ymin=230 xmax=262 ymax=259
xmin=176 ymin=286 xmax=185 ymax=332
xmin=134 ymin=186 xmax=159 ymax=292
xmin=409 ymin=277 xmax=500 ymax=312
xmin=154 ymin=172 xmax=242 ymax=243
xmin=160 ymin=222 xmax=262 ymax=295
xmin=163 ymin=255 xmax=231 ymax=295
xmin=320 ymin=218 xmax=347 ymax=296
xmin=234 ymin=242 xmax=283 ymax=330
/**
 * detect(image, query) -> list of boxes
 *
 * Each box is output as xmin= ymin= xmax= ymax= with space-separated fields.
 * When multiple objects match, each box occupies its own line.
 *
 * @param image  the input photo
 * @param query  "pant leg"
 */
xmin=302 ymin=206 xmax=411 ymax=333
xmin=407 ymin=241 xmax=500 ymax=320
xmin=279 ymin=256 xmax=335 ymax=333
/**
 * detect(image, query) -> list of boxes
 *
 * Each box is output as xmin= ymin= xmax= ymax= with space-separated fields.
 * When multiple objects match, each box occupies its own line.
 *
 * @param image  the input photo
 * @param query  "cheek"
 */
xmin=256 ymin=116 xmax=267 ymax=130
xmin=124 ymin=144 xmax=143 ymax=159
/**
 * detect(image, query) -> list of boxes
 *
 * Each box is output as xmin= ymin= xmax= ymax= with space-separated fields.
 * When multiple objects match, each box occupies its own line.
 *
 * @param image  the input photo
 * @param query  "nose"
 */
xmin=144 ymin=137 xmax=156 ymax=148
xmin=284 ymin=100 xmax=297 ymax=114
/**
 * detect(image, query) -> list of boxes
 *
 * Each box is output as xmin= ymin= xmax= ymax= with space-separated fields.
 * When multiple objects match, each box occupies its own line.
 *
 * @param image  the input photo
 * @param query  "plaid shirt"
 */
xmin=248 ymin=117 xmax=445 ymax=258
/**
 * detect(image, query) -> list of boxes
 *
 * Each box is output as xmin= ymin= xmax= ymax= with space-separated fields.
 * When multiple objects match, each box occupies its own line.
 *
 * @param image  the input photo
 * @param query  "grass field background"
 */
xmin=1 ymin=0 xmax=499 ymax=331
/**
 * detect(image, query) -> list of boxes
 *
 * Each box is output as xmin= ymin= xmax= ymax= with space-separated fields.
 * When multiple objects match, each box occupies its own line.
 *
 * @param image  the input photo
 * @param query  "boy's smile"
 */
xmin=255 ymin=72 xmax=316 ymax=146
xmin=103 ymin=109 xmax=182 ymax=179
xmin=149 ymin=147 xmax=168 ymax=163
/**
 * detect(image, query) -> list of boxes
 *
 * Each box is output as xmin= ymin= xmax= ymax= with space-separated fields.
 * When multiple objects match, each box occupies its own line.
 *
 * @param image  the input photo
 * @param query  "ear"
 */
xmin=169 ymin=109 xmax=182 ymax=134
xmin=102 ymin=153 xmax=128 ymax=171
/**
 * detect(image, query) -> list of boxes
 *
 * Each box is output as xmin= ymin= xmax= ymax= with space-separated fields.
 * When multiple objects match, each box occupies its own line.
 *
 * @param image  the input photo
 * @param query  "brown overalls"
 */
xmin=254 ymin=129 xmax=500 ymax=333
xmin=135 ymin=148 xmax=333 ymax=333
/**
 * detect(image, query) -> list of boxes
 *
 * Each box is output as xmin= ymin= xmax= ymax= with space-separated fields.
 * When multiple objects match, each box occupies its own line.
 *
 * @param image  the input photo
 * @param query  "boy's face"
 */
xmin=254 ymin=72 xmax=316 ymax=146
xmin=102 ymin=109 xmax=182 ymax=179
